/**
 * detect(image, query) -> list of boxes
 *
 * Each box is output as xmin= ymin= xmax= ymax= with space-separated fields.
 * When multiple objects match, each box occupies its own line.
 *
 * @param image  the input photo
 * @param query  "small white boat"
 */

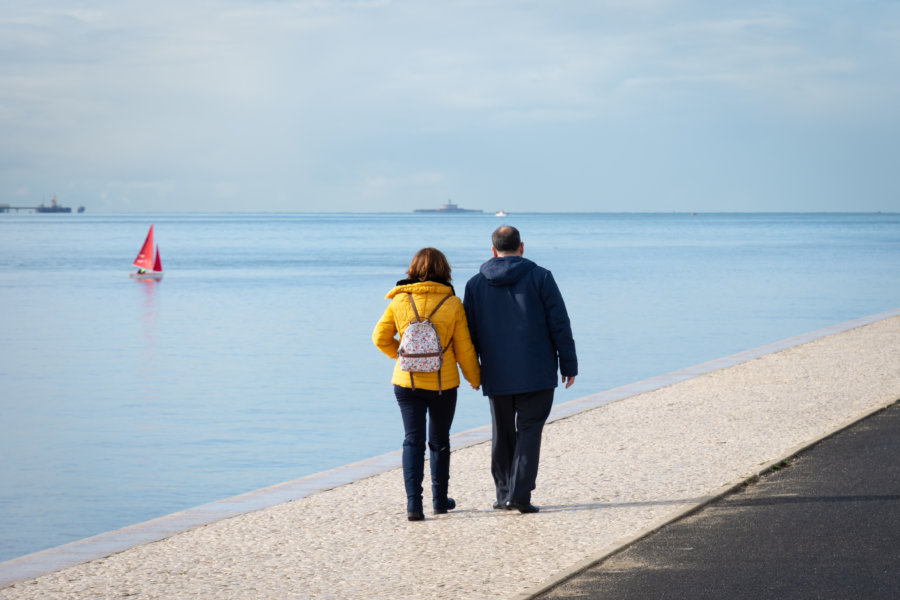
xmin=495 ymin=210 xmax=508 ymax=217
xmin=129 ymin=225 xmax=164 ymax=280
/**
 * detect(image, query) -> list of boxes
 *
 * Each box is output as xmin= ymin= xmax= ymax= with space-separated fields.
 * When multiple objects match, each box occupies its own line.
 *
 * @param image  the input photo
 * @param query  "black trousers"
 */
xmin=395 ymin=385 xmax=458 ymax=502
xmin=489 ymin=388 xmax=554 ymax=504
xmin=395 ymin=385 xmax=458 ymax=452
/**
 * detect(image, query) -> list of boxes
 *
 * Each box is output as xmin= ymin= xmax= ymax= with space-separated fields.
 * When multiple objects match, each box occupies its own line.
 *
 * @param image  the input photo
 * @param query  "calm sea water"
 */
xmin=1 ymin=212 xmax=898 ymax=561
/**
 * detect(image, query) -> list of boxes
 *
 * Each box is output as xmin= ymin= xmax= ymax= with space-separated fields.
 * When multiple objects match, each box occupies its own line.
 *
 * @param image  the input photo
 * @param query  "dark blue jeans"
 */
xmin=394 ymin=385 xmax=458 ymax=504
xmin=489 ymin=388 xmax=554 ymax=505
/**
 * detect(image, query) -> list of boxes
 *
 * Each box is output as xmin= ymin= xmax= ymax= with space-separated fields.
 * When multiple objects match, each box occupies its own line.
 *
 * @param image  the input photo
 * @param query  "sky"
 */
xmin=1 ymin=0 xmax=899 ymax=213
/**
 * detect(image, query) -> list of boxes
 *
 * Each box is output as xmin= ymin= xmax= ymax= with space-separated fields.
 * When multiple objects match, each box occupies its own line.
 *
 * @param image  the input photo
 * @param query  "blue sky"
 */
xmin=1 ymin=0 xmax=899 ymax=213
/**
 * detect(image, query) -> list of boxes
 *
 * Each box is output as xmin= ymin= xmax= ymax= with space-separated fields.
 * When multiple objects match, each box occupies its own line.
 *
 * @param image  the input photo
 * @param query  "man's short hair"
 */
xmin=492 ymin=226 xmax=521 ymax=252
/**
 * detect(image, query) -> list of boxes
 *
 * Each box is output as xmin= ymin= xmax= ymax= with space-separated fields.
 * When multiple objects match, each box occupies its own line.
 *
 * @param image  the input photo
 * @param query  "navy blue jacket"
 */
xmin=464 ymin=256 xmax=577 ymax=396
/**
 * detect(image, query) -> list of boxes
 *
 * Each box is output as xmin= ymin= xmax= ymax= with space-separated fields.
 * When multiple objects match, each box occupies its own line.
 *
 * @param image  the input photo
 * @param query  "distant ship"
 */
xmin=495 ymin=210 xmax=508 ymax=217
xmin=36 ymin=195 xmax=72 ymax=213
xmin=0 ymin=195 xmax=83 ymax=214
xmin=414 ymin=200 xmax=482 ymax=213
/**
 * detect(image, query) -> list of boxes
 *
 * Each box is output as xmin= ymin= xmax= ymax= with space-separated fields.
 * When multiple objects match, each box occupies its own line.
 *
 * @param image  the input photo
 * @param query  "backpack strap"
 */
xmin=409 ymin=370 xmax=442 ymax=393
xmin=429 ymin=295 xmax=452 ymax=395
xmin=406 ymin=293 xmax=422 ymax=321
xmin=426 ymin=294 xmax=452 ymax=319
xmin=406 ymin=292 xmax=451 ymax=321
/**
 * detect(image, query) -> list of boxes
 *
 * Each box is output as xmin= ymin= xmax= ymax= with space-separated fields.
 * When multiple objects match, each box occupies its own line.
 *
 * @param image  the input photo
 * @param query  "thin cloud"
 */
xmin=1 ymin=0 xmax=898 ymax=212
xmin=363 ymin=172 xmax=447 ymax=197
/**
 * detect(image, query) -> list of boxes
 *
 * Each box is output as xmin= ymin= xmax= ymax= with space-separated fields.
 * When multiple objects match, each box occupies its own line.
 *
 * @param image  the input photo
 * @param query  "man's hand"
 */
xmin=562 ymin=375 xmax=575 ymax=389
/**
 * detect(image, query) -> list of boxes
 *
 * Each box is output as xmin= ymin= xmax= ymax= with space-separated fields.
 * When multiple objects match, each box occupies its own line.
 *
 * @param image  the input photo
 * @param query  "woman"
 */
xmin=373 ymin=248 xmax=481 ymax=521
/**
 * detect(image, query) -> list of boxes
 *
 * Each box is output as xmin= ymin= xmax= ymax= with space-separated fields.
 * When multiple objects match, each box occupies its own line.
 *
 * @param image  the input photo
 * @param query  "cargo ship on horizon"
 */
xmin=36 ymin=196 xmax=72 ymax=213
xmin=414 ymin=200 xmax=482 ymax=213
xmin=1 ymin=195 xmax=85 ymax=214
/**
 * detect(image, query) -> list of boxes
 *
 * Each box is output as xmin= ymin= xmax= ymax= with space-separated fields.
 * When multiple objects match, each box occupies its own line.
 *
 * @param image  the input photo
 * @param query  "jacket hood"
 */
xmin=385 ymin=279 xmax=455 ymax=299
xmin=479 ymin=256 xmax=536 ymax=286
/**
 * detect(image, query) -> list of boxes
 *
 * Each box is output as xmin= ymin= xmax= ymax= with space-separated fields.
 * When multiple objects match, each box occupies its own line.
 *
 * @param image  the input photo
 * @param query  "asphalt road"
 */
xmin=534 ymin=401 xmax=900 ymax=600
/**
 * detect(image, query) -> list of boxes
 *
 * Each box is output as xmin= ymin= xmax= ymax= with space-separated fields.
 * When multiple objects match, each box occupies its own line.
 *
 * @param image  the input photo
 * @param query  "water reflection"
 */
xmin=136 ymin=278 xmax=160 ymax=395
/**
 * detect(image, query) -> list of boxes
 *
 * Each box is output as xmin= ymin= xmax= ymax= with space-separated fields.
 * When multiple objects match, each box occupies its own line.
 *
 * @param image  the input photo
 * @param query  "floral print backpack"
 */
xmin=398 ymin=293 xmax=451 ymax=392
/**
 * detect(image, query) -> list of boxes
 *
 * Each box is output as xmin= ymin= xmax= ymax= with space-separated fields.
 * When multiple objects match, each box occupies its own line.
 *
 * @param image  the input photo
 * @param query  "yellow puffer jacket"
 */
xmin=373 ymin=281 xmax=481 ymax=391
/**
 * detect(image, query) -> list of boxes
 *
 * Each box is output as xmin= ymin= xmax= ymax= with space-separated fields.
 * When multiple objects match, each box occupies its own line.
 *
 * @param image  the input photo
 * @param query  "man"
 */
xmin=464 ymin=225 xmax=577 ymax=513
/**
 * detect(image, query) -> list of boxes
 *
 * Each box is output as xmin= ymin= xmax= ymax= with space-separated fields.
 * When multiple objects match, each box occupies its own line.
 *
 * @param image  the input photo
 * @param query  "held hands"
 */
xmin=562 ymin=375 xmax=575 ymax=389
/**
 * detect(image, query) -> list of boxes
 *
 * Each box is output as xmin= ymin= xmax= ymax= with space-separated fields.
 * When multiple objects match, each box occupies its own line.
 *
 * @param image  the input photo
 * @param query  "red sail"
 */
xmin=133 ymin=225 xmax=156 ymax=270
xmin=153 ymin=247 xmax=163 ymax=272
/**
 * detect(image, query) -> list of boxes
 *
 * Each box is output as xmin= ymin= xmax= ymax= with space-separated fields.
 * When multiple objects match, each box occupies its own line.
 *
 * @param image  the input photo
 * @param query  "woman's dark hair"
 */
xmin=407 ymin=247 xmax=452 ymax=282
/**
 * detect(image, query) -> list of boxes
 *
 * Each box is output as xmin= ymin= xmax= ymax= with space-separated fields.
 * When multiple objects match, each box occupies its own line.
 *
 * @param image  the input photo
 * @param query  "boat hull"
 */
xmin=129 ymin=271 xmax=164 ymax=280
xmin=414 ymin=208 xmax=482 ymax=213
xmin=414 ymin=200 xmax=482 ymax=213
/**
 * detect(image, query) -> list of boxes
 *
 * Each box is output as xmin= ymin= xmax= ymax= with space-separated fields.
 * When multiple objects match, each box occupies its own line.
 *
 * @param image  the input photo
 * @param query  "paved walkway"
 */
xmin=533 ymin=400 xmax=900 ymax=599
xmin=1 ymin=310 xmax=899 ymax=599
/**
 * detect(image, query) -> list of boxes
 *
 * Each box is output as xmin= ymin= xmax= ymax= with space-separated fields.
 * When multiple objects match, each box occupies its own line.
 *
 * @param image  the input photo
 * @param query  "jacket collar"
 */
xmin=386 ymin=279 xmax=456 ymax=299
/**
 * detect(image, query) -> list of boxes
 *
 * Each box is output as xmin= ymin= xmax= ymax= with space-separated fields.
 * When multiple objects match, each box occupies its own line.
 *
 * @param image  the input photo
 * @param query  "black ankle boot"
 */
xmin=433 ymin=496 xmax=456 ymax=515
xmin=407 ymin=496 xmax=424 ymax=521
xmin=430 ymin=443 xmax=455 ymax=514
xmin=403 ymin=440 xmax=425 ymax=521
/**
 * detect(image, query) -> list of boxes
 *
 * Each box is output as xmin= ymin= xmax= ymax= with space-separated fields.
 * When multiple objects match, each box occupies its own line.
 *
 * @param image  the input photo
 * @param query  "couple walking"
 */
xmin=372 ymin=226 xmax=578 ymax=520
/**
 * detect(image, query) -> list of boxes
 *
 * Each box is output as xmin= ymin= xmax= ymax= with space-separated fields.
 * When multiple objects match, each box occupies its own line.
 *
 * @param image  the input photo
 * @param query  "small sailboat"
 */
xmin=129 ymin=225 xmax=164 ymax=280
